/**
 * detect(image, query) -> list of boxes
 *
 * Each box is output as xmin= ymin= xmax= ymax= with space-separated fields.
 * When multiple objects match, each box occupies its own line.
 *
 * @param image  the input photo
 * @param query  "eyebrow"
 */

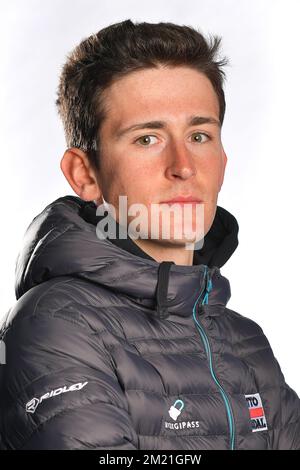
xmin=115 ymin=115 xmax=221 ymax=138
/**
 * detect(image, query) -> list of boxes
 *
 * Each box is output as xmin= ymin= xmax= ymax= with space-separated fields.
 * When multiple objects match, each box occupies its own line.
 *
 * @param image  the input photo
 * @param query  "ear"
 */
xmin=218 ymin=148 xmax=228 ymax=191
xmin=60 ymin=148 xmax=103 ymax=202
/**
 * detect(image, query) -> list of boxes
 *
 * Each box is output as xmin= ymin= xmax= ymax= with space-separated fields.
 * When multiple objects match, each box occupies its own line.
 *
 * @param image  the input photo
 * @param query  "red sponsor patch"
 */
xmin=245 ymin=393 xmax=268 ymax=432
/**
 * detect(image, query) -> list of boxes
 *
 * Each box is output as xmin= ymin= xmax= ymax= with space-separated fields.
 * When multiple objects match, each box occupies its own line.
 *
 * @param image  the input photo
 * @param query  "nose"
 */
xmin=164 ymin=140 xmax=197 ymax=180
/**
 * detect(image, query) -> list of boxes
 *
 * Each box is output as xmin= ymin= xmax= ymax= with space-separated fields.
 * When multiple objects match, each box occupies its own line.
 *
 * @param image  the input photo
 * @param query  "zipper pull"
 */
xmin=202 ymin=267 xmax=213 ymax=305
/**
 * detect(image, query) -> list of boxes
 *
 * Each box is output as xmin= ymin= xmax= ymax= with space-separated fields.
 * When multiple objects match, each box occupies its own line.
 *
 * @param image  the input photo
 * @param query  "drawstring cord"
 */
xmin=155 ymin=261 xmax=174 ymax=319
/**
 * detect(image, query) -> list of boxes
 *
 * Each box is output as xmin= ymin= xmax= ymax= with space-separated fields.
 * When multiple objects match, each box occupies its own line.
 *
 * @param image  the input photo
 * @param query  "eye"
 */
xmin=133 ymin=132 xmax=210 ymax=147
xmin=190 ymin=132 xmax=210 ymax=143
xmin=134 ymin=135 xmax=158 ymax=146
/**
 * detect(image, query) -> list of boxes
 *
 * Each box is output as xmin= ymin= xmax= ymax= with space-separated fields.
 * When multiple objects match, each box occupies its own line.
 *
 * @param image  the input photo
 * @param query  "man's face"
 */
xmin=96 ymin=65 xmax=227 ymax=244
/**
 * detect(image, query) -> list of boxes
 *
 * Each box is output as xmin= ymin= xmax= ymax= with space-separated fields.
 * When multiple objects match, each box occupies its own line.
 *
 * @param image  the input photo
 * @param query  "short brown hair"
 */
xmin=55 ymin=19 xmax=229 ymax=172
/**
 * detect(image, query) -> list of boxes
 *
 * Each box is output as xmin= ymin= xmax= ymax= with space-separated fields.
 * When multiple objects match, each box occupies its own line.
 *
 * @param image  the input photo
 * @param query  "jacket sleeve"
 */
xmin=0 ymin=308 xmax=139 ymax=450
xmin=266 ymin=345 xmax=300 ymax=449
xmin=272 ymin=379 xmax=300 ymax=450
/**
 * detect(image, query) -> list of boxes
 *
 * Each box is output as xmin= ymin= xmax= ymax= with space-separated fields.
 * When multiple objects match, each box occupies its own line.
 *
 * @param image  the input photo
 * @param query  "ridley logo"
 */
xmin=26 ymin=398 xmax=39 ymax=413
xmin=26 ymin=381 xmax=88 ymax=414
xmin=245 ymin=392 xmax=268 ymax=432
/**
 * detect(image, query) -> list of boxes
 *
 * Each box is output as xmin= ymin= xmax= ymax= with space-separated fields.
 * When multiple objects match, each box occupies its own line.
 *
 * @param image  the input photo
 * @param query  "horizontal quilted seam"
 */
xmin=140 ymin=432 xmax=229 ymax=438
xmin=126 ymin=389 xmax=241 ymax=397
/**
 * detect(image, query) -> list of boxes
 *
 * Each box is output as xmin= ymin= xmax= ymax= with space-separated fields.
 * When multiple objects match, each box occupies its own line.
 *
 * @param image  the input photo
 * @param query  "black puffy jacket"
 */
xmin=0 ymin=195 xmax=299 ymax=450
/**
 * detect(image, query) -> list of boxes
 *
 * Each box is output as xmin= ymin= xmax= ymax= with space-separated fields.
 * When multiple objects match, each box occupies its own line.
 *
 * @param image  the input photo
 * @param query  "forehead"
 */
xmin=101 ymin=66 xmax=220 ymax=132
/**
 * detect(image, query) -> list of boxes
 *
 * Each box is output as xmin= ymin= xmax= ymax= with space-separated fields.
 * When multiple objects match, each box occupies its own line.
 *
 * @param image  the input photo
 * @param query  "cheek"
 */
xmin=121 ymin=157 xmax=155 ymax=189
xmin=104 ymin=160 xmax=154 ymax=204
xmin=201 ymin=156 xmax=224 ymax=190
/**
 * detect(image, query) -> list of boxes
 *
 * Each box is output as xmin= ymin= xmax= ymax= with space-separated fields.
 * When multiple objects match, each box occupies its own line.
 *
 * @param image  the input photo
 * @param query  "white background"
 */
xmin=1 ymin=0 xmax=299 ymax=394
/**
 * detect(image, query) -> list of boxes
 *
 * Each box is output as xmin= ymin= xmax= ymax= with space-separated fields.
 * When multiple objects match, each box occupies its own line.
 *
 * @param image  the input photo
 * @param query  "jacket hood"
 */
xmin=14 ymin=195 xmax=239 ymax=318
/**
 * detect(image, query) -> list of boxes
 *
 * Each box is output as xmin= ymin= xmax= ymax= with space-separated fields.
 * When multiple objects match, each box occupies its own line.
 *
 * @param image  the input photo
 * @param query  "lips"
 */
xmin=160 ymin=196 xmax=203 ymax=204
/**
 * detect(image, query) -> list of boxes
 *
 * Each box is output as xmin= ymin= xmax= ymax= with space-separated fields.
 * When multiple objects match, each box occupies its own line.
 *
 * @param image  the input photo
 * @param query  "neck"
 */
xmin=132 ymin=238 xmax=195 ymax=266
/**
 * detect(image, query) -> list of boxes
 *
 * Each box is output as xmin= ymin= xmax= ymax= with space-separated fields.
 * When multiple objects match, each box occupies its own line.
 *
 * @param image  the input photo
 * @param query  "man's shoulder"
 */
xmin=223 ymin=305 xmax=265 ymax=336
xmin=221 ymin=305 xmax=274 ymax=354
xmin=221 ymin=305 xmax=287 ymax=381
xmin=0 ymin=276 xmax=112 ymax=335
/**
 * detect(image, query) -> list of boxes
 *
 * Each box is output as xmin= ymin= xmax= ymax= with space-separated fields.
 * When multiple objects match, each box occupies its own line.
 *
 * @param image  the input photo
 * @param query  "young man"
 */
xmin=0 ymin=19 xmax=299 ymax=450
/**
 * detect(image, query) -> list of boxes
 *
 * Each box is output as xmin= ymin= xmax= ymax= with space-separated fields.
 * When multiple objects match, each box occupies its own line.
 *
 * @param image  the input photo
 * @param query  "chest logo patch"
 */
xmin=164 ymin=399 xmax=200 ymax=431
xmin=168 ymin=399 xmax=185 ymax=420
xmin=245 ymin=393 xmax=268 ymax=432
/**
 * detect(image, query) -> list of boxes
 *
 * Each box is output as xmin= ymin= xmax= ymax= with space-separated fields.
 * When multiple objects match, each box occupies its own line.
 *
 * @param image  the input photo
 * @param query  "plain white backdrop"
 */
xmin=1 ymin=0 xmax=299 ymax=394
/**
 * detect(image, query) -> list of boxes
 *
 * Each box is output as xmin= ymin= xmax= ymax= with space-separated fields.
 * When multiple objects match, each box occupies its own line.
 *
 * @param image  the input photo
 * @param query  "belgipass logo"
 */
xmin=26 ymin=381 xmax=88 ymax=414
xmin=164 ymin=399 xmax=200 ymax=431
xmin=245 ymin=393 xmax=268 ymax=432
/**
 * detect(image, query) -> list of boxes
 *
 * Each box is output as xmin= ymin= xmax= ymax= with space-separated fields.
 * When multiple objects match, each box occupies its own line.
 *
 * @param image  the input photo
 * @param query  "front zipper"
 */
xmin=192 ymin=266 xmax=236 ymax=450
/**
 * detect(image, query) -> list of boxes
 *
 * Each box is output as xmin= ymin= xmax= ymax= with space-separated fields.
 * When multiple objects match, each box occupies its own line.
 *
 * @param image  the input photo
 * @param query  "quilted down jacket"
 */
xmin=0 ymin=194 xmax=299 ymax=450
